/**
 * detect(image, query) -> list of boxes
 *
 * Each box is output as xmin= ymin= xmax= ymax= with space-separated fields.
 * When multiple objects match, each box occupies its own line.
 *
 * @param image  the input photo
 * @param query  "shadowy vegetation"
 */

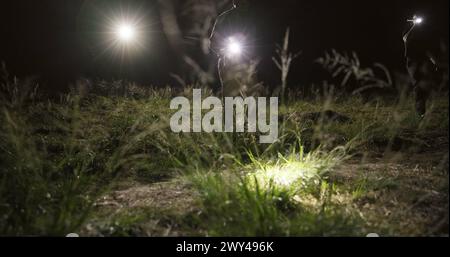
xmin=0 ymin=47 xmax=448 ymax=237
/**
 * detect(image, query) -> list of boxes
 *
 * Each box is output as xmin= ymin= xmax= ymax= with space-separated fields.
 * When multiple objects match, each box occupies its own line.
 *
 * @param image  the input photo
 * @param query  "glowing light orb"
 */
xmin=225 ymin=37 xmax=243 ymax=58
xmin=414 ymin=17 xmax=423 ymax=24
xmin=408 ymin=15 xmax=424 ymax=25
xmin=116 ymin=24 xmax=136 ymax=42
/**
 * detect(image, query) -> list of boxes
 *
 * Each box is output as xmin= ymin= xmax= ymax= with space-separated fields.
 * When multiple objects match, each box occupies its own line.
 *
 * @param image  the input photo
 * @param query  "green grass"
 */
xmin=0 ymin=79 xmax=448 ymax=236
xmin=188 ymin=146 xmax=364 ymax=236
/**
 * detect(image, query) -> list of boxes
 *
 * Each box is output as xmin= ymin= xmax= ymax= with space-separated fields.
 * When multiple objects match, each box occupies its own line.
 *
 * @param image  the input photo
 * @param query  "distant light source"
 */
xmin=225 ymin=37 xmax=243 ymax=58
xmin=116 ymin=23 xmax=136 ymax=43
xmin=408 ymin=15 xmax=424 ymax=25
xmin=414 ymin=16 xmax=423 ymax=24
xmin=103 ymin=11 xmax=150 ymax=59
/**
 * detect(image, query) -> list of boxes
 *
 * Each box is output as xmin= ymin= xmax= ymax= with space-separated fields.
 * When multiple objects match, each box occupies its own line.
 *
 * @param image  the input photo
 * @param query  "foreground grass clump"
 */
xmin=0 ymin=80 xmax=176 ymax=235
xmin=0 ymin=99 xmax=100 ymax=235
xmin=188 ymin=145 xmax=365 ymax=236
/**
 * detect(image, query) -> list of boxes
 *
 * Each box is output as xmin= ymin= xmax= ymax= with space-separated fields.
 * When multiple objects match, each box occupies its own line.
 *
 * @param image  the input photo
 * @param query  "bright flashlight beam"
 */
xmin=226 ymin=37 xmax=243 ymax=58
xmin=117 ymin=24 xmax=136 ymax=42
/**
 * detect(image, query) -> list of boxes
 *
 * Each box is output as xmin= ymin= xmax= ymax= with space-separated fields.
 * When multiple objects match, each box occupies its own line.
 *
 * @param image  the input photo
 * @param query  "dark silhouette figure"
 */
xmin=403 ymin=16 xmax=441 ymax=117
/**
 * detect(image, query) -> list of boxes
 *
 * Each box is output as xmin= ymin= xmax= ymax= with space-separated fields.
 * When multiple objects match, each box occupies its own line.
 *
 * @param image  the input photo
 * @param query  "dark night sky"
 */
xmin=0 ymin=0 xmax=448 ymax=91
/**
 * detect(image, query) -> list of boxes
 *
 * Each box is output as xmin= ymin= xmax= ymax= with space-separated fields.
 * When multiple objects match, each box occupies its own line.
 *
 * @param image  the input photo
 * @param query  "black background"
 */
xmin=0 ymin=0 xmax=448 ymax=92
xmin=0 ymin=237 xmax=448 ymax=256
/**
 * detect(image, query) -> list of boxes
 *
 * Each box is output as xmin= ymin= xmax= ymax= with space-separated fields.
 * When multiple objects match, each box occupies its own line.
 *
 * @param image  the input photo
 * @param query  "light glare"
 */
xmin=226 ymin=37 xmax=243 ymax=58
xmin=408 ymin=15 xmax=424 ymax=25
xmin=117 ymin=24 xmax=136 ymax=42
xmin=414 ymin=17 xmax=423 ymax=24
xmin=250 ymin=162 xmax=321 ymax=189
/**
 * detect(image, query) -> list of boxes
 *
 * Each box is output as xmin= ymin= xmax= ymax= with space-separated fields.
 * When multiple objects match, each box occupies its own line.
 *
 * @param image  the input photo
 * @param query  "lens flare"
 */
xmin=116 ymin=23 xmax=136 ymax=43
xmin=225 ymin=37 xmax=243 ymax=58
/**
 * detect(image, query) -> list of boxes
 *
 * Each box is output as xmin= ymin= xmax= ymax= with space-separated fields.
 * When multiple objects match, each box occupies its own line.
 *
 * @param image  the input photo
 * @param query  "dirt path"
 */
xmin=331 ymin=150 xmax=448 ymax=235
xmin=81 ymin=178 xmax=199 ymax=236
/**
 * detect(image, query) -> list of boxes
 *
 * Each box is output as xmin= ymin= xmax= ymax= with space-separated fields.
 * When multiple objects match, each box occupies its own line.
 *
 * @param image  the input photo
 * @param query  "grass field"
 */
xmin=0 ymin=80 xmax=448 ymax=236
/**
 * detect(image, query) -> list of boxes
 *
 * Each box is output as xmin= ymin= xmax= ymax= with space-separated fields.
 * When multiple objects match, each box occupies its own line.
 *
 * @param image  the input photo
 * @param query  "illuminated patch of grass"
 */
xmin=247 ymin=144 xmax=347 ymax=191
xmin=188 ymin=145 xmax=364 ymax=236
